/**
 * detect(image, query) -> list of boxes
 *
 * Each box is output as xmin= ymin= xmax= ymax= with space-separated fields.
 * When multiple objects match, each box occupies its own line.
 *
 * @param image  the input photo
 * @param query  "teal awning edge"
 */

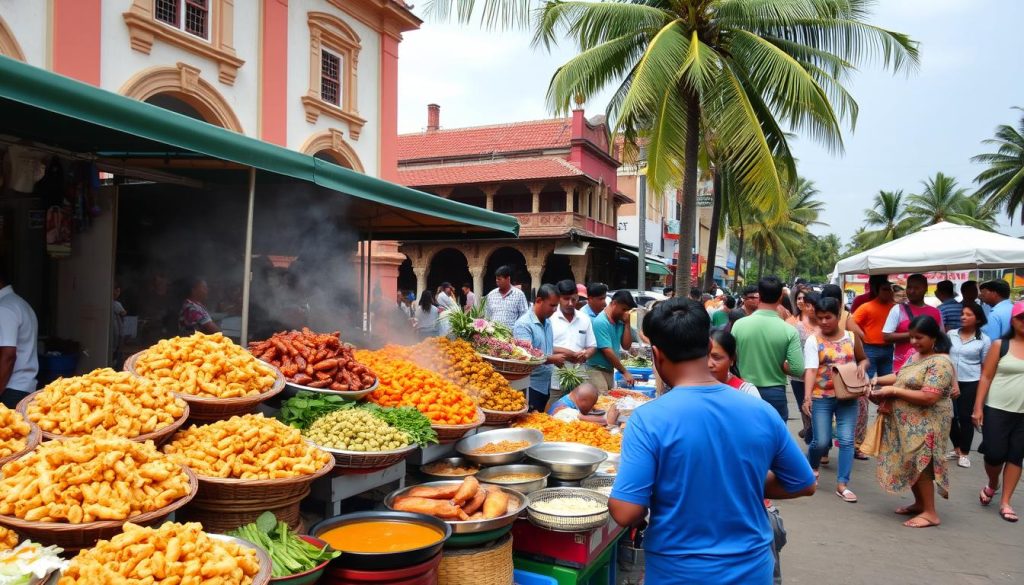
xmin=0 ymin=55 xmax=519 ymax=238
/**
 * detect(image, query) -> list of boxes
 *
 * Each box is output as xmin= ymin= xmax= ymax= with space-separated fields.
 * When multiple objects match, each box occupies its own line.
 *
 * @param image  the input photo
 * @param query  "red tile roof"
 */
xmin=397 ymin=158 xmax=585 ymax=187
xmin=397 ymin=118 xmax=573 ymax=161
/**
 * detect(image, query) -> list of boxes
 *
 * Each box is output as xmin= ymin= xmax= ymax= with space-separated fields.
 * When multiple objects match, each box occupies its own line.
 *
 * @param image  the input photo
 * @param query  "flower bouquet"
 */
xmin=444 ymin=307 xmax=545 ymax=380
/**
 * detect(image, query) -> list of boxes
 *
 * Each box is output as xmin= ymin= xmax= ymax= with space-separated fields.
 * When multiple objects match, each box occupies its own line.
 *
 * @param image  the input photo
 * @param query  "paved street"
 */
xmin=774 ymin=395 xmax=1022 ymax=585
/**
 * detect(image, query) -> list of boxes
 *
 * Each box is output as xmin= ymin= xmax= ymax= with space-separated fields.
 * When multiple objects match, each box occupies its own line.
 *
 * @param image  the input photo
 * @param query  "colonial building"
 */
xmin=396 ymin=105 xmax=629 ymax=297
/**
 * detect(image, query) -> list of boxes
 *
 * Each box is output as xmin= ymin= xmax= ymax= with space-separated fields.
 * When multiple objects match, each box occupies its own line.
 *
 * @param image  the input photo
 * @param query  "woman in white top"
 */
xmin=415 ymin=290 xmax=440 ymax=338
xmin=947 ymin=303 xmax=990 ymax=468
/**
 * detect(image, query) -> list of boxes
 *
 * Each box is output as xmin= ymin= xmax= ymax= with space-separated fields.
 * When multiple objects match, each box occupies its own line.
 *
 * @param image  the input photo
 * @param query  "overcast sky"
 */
xmin=396 ymin=0 xmax=1024 ymax=243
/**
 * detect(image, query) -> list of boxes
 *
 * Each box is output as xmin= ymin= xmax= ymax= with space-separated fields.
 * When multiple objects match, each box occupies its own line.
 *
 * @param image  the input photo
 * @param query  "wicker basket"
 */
xmin=526 ymin=487 xmax=609 ymax=533
xmin=477 ymin=354 xmax=545 ymax=382
xmin=433 ymin=409 xmax=485 ymax=444
xmin=314 ymin=443 xmax=417 ymax=470
xmin=0 ymin=423 xmax=40 ymax=468
xmin=15 ymin=391 xmax=189 ymax=446
xmin=125 ymin=351 xmax=286 ymax=422
xmin=178 ymin=487 xmax=309 ymax=534
xmin=191 ymin=455 xmax=334 ymax=502
xmin=481 ymin=405 xmax=528 ymax=426
xmin=438 ymin=534 xmax=513 ymax=585
xmin=0 ymin=466 xmax=198 ymax=551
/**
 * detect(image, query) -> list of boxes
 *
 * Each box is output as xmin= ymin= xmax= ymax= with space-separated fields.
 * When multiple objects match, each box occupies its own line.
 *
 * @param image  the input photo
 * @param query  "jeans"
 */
xmin=950 ymin=380 xmax=979 ymax=455
xmin=862 ymin=343 xmax=894 ymax=378
xmin=758 ymin=386 xmax=788 ymax=422
xmin=791 ymin=379 xmax=812 ymax=445
xmin=808 ymin=397 xmax=858 ymax=485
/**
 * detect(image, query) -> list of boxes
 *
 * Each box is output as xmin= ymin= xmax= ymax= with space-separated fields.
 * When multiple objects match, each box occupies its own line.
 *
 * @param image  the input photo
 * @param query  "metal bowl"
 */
xmin=526 ymin=442 xmax=607 ymax=481
xmin=308 ymin=511 xmax=450 ymax=570
xmin=418 ymin=457 xmax=480 ymax=481
xmin=383 ymin=481 xmax=529 ymax=534
xmin=455 ymin=428 xmax=544 ymax=466
xmin=475 ymin=464 xmax=550 ymax=494
xmin=281 ymin=377 xmax=378 ymax=400
xmin=526 ymin=487 xmax=610 ymax=533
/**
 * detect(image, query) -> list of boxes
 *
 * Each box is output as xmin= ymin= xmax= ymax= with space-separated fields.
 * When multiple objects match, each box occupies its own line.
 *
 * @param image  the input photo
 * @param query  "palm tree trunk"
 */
xmin=702 ymin=167 xmax=723 ymax=292
xmin=675 ymin=90 xmax=700 ymax=295
xmin=734 ymin=228 xmax=745 ymax=288
xmin=758 ymin=250 xmax=765 ymax=279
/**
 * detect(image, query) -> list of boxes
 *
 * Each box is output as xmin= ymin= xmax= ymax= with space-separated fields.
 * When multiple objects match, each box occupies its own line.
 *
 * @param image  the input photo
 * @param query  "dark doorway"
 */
xmin=484 ymin=247 xmax=530 ymax=298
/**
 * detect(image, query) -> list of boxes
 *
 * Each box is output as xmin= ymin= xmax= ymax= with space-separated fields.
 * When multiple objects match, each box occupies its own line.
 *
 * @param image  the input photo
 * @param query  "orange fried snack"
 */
xmin=403 ymin=338 xmax=527 ymax=412
xmin=355 ymin=348 xmax=479 ymax=425
xmin=513 ymin=412 xmax=621 ymax=452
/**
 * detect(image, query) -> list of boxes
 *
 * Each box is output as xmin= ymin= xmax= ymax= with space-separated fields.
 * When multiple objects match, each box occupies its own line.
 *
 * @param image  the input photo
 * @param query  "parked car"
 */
xmin=610 ymin=289 xmax=668 ymax=308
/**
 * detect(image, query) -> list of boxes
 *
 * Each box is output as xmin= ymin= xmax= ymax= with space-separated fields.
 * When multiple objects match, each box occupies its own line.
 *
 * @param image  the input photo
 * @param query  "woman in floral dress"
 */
xmin=871 ymin=315 xmax=955 ymax=528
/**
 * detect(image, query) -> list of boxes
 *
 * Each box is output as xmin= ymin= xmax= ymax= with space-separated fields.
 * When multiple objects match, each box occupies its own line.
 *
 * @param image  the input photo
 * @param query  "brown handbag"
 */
xmin=831 ymin=362 xmax=870 ymax=400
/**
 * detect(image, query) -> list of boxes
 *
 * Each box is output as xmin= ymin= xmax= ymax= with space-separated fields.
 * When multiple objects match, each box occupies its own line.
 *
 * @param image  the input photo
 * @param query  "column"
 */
xmin=598 ymin=187 xmax=606 ymax=224
xmin=568 ymin=255 xmax=588 ymax=284
xmin=528 ymin=265 xmax=544 ymax=296
xmin=413 ymin=266 xmax=428 ymax=295
xmin=529 ymin=184 xmax=543 ymax=214
xmin=562 ymin=182 xmax=575 ymax=213
xmin=482 ymin=185 xmax=498 ymax=211
xmin=470 ymin=264 xmax=485 ymax=304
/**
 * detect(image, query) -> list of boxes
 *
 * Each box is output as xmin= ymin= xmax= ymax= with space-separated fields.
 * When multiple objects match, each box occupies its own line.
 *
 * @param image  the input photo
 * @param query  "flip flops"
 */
xmin=903 ymin=515 xmax=940 ymax=528
xmin=980 ymin=485 xmax=997 ymax=506
xmin=1000 ymin=506 xmax=1019 ymax=523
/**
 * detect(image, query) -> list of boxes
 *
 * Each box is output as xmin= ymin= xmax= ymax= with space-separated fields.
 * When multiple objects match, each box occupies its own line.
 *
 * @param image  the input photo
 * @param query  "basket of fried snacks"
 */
xmin=0 ymin=434 xmax=197 ymax=551
xmin=126 ymin=332 xmax=285 ymax=422
xmin=162 ymin=414 xmax=333 ymax=533
xmin=0 ymin=404 xmax=39 ymax=467
xmin=56 ymin=521 xmax=271 ymax=585
xmin=18 ymin=368 xmax=188 ymax=445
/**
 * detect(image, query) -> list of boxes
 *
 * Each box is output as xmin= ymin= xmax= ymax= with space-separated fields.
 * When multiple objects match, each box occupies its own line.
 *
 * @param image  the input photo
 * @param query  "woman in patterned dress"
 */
xmin=871 ymin=315 xmax=955 ymax=528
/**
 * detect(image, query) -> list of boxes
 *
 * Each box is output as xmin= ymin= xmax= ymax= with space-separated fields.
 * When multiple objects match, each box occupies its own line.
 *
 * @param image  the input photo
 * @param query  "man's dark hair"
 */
xmin=741 ymin=285 xmax=758 ymax=298
xmin=758 ymin=276 xmax=784 ymax=304
xmin=536 ymin=283 xmax=559 ymax=301
xmin=935 ymin=280 xmax=955 ymax=296
xmin=724 ymin=296 xmax=736 ymax=309
xmin=462 ymin=283 xmax=472 ymax=290
xmin=981 ymin=279 xmax=1011 ymax=299
xmin=814 ymin=296 xmax=842 ymax=317
xmin=586 ymin=282 xmax=608 ymax=298
xmin=868 ymin=274 xmax=890 ymax=294
xmin=611 ymin=290 xmax=637 ymax=308
xmin=821 ymin=284 xmax=843 ymax=302
xmin=495 ymin=265 xmax=513 ymax=278
xmin=556 ymin=279 xmax=577 ymax=296
xmin=663 ymin=287 xmax=674 ymax=296
xmin=688 ymin=287 xmax=702 ymax=301
xmin=963 ymin=279 xmax=978 ymax=289
xmin=642 ymin=298 xmax=711 ymax=361
xmin=907 ymin=273 xmax=927 ymax=286
xmin=440 ymin=281 xmax=452 ymax=290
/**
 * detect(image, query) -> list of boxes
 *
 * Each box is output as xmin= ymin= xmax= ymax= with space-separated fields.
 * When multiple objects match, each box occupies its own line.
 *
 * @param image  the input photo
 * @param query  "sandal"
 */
xmin=835 ymin=488 xmax=858 ymax=503
xmin=895 ymin=505 xmax=923 ymax=516
xmin=1000 ymin=506 xmax=1019 ymax=523
xmin=854 ymin=451 xmax=870 ymax=461
xmin=980 ymin=485 xmax=997 ymax=507
xmin=903 ymin=515 xmax=940 ymax=528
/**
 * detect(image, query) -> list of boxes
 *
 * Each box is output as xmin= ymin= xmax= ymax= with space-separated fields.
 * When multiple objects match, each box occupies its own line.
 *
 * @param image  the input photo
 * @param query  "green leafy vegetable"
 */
xmin=229 ymin=513 xmax=340 ymax=578
xmin=622 ymin=355 xmax=652 ymax=368
xmin=556 ymin=364 xmax=587 ymax=391
xmin=360 ymin=403 xmax=438 ymax=447
xmin=278 ymin=392 xmax=438 ymax=447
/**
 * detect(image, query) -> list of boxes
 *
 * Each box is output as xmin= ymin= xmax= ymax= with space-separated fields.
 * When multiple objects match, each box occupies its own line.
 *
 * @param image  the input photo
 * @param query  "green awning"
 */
xmin=0 ymin=56 xmax=518 ymax=240
xmin=619 ymin=249 xmax=672 ymax=275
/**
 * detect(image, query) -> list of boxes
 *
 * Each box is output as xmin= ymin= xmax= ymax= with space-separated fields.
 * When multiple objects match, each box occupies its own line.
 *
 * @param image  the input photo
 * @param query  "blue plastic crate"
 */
xmin=514 ymin=569 xmax=559 ymax=585
xmin=625 ymin=366 xmax=654 ymax=377
xmin=632 ymin=385 xmax=657 ymax=398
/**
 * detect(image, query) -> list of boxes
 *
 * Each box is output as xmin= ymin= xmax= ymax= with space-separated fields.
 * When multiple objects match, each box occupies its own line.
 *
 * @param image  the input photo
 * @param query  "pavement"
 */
xmin=618 ymin=393 xmax=1024 ymax=585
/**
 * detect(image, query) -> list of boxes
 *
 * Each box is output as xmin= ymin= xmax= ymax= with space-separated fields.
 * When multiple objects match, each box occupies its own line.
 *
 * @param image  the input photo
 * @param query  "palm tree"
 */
xmin=905 ymin=172 xmax=982 ymax=227
xmin=429 ymin=0 xmax=919 ymax=292
xmin=973 ymin=107 xmax=1024 ymax=223
xmin=955 ymin=196 xmax=999 ymax=230
xmin=740 ymin=176 xmax=826 ymax=279
xmin=860 ymin=190 xmax=918 ymax=248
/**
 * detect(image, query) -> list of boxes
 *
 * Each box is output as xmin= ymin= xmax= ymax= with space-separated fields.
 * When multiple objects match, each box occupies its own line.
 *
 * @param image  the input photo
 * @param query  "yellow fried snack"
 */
xmin=163 ymin=414 xmax=332 ymax=479
xmin=0 ymin=526 xmax=17 ymax=551
xmin=27 ymin=368 xmax=186 ymax=438
xmin=0 ymin=434 xmax=191 ymax=523
xmin=135 ymin=332 xmax=277 ymax=398
xmin=0 ymin=404 xmax=30 ymax=459
xmin=58 ymin=521 xmax=261 ymax=585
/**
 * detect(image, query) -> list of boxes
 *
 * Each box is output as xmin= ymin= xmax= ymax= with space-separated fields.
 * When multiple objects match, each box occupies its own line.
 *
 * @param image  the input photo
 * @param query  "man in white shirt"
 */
xmin=485 ymin=265 xmax=530 ymax=328
xmin=548 ymin=280 xmax=597 ymax=410
xmin=0 ymin=272 xmax=39 ymax=409
xmin=435 ymin=282 xmax=456 ymax=312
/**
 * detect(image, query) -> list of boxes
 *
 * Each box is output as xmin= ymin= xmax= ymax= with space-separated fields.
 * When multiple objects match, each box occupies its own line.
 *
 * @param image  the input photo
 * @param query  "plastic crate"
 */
xmin=632 ymin=385 xmax=657 ymax=398
xmin=515 ymin=569 xmax=559 ymax=585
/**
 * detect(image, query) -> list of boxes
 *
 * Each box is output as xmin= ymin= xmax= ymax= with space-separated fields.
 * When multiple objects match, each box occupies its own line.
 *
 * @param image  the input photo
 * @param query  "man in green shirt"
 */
xmin=731 ymin=276 xmax=804 ymax=421
xmin=711 ymin=296 xmax=734 ymax=330
xmin=587 ymin=290 xmax=637 ymax=391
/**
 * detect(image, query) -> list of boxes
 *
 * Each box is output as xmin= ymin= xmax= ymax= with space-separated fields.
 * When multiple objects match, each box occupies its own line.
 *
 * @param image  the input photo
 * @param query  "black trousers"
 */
xmin=1 ymin=388 xmax=29 ymax=409
xmin=528 ymin=388 xmax=550 ymax=413
xmin=950 ymin=380 xmax=979 ymax=455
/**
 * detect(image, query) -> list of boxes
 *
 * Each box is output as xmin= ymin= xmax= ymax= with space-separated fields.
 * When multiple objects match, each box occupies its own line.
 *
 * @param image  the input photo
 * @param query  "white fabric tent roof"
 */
xmin=831 ymin=222 xmax=1024 ymax=280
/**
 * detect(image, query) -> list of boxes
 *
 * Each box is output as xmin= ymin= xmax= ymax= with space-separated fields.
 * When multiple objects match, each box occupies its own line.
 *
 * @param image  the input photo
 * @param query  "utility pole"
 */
xmin=637 ymin=147 xmax=648 ymax=291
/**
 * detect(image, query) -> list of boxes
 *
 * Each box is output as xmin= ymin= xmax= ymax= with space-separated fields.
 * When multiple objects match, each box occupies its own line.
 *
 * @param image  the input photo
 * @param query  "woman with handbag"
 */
xmin=802 ymin=297 xmax=869 ymax=502
xmin=871 ymin=315 xmax=956 ymax=528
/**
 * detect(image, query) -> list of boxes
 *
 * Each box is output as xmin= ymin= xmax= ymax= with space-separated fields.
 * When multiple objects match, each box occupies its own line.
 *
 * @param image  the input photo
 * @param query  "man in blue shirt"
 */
xmin=581 ymin=282 xmax=608 ymax=319
xmin=587 ymin=290 xmax=636 ymax=391
xmin=609 ymin=299 xmax=816 ymax=584
xmin=935 ymin=280 xmax=962 ymax=331
xmin=513 ymin=284 xmax=565 ymax=412
xmin=980 ymin=279 xmax=1013 ymax=340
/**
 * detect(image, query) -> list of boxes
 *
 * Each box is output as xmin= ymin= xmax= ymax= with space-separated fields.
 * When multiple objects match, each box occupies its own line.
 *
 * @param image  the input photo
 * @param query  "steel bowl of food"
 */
xmin=383 ymin=479 xmax=529 ymax=535
xmin=526 ymin=487 xmax=610 ymax=533
xmin=526 ymin=442 xmax=607 ymax=481
xmin=418 ymin=457 xmax=480 ymax=481
xmin=455 ymin=428 xmax=544 ymax=466
xmin=475 ymin=464 xmax=550 ymax=495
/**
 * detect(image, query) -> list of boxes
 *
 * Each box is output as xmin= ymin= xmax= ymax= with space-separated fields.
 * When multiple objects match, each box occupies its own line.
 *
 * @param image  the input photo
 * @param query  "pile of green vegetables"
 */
xmin=556 ymin=364 xmax=588 ymax=391
xmin=229 ymin=512 xmax=339 ymax=578
xmin=622 ymin=355 xmax=653 ymax=368
xmin=279 ymin=392 xmax=437 ymax=447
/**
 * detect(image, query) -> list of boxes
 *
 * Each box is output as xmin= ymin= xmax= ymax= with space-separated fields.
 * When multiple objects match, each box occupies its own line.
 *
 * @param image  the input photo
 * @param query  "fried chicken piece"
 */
xmin=462 ymin=485 xmax=488 ymax=515
xmin=452 ymin=476 xmax=479 ymax=505
xmin=392 ymin=496 xmax=464 ymax=519
xmin=482 ymin=489 xmax=510 ymax=519
xmin=406 ymin=485 xmax=461 ymax=499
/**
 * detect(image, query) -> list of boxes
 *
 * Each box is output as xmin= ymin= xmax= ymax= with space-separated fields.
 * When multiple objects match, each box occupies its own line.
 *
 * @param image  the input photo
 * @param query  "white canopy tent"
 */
xmin=831 ymin=222 xmax=1024 ymax=281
